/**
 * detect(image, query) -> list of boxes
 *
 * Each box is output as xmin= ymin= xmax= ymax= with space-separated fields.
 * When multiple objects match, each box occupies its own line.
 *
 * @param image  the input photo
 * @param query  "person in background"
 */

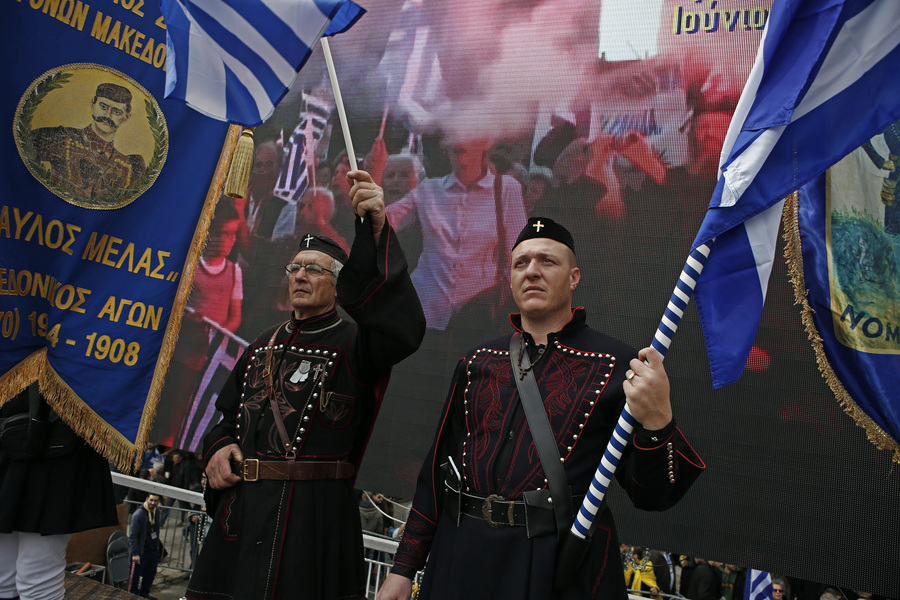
xmin=155 ymin=200 xmax=245 ymax=446
xmin=651 ymin=549 xmax=677 ymax=595
xmin=687 ymin=558 xmax=723 ymax=600
xmin=129 ymin=494 xmax=163 ymax=599
xmin=625 ymin=547 xmax=662 ymax=600
xmin=720 ymin=563 xmax=745 ymax=600
xmin=140 ymin=442 xmax=163 ymax=471
xmin=360 ymin=492 xmax=387 ymax=535
xmin=245 ymin=141 xmax=286 ymax=241
xmin=773 ymin=577 xmax=791 ymax=600
xmin=297 ymin=187 xmax=350 ymax=253
xmin=680 ymin=555 xmax=698 ymax=596
xmin=386 ymin=138 xmax=527 ymax=332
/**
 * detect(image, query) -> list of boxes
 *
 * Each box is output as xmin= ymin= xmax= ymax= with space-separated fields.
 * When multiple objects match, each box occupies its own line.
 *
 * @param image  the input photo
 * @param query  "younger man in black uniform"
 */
xmin=379 ymin=217 xmax=704 ymax=600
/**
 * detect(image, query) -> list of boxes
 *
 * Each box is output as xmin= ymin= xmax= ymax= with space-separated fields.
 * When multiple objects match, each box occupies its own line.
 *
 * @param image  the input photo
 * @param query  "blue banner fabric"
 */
xmin=2 ymin=0 xmax=232 ymax=469
xmin=786 ymin=141 xmax=900 ymax=459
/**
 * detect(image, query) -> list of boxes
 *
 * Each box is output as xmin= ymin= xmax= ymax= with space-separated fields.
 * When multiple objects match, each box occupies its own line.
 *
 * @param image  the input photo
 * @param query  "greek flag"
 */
xmin=691 ymin=0 xmax=900 ymax=388
xmin=744 ymin=570 xmax=773 ymax=600
xmin=177 ymin=327 xmax=247 ymax=452
xmin=275 ymin=92 xmax=333 ymax=201
xmin=161 ymin=0 xmax=365 ymax=126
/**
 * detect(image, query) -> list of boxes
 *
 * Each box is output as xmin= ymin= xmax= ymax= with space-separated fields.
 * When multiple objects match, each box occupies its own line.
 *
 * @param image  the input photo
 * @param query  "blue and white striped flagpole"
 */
xmin=569 ymin=241 xmax=713 ymax=538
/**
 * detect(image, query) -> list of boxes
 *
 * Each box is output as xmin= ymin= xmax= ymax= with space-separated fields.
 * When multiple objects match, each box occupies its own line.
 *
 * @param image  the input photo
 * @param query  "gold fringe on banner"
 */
xmin=782 ymin=192 xmax=900 ymax=463
xmin=125 ymin=122 xmax=244 ymax=472
xmin=224 ymin=127 xmax=256 ymax=199
xmin=41 ymin=361 xmax=137 ymax=471
xmin=0 ymin=124 xmax=244 ymax=473
xmin=0 ymin=350 xmax=44 ymax=406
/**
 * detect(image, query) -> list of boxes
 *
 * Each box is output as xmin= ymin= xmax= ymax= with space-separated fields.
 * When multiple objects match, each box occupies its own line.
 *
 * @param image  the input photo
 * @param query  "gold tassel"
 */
xmin=224 ymin=127 xmax=256 ymax=198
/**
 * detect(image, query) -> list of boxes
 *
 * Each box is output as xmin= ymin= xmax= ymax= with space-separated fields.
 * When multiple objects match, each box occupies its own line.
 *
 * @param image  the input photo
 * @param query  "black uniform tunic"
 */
xmin=186 ymin=222 xmax=425 ymax=600
xmin=391 ymin=308 xmax=705 ymax=600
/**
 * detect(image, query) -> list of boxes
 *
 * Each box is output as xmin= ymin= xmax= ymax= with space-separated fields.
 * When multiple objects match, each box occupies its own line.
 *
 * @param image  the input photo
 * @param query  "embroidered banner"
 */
xmin=785 ymin=131 xmax=900 ymax=459
xmin=1 ymin=0 xmax=234 ymax=470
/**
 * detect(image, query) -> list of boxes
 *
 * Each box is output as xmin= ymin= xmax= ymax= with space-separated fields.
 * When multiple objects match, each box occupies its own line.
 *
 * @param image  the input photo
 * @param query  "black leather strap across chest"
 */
xmin=509 ymin=333 xmax=573 ymax=540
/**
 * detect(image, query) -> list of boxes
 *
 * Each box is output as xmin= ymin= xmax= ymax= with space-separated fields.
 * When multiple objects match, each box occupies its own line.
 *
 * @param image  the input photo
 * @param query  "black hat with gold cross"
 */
xmin=512 ymin=217 xmax=575 ymax=254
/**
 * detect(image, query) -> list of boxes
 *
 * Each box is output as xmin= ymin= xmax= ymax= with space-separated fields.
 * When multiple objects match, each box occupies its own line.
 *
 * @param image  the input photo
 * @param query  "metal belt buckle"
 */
xmin=242 ymin=458 xmax=259 ymax=482
xmin=482 ymin=494 xmax=514 ymax=527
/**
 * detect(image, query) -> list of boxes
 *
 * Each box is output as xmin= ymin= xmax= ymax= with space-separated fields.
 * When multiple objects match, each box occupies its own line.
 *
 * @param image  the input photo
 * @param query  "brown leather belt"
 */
xmin=234 ymin=459 xmax=355 ymax=482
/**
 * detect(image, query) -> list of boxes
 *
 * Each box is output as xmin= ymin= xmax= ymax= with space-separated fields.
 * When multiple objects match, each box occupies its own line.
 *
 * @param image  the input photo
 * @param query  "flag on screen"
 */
xmin=744 ymin=569 xmax=773 ymax=600
xmin=176 ymin=327 xmax=247 ymax=452
xmin=375 ymin=1 xmax=443 ymax=127
xmin=161 ymin=0 xmax=366 ymax=126
xmin=691 ymin=0 xmax=900 ymax=388
xmin=275 ymin=91 xmax=333 ymax=201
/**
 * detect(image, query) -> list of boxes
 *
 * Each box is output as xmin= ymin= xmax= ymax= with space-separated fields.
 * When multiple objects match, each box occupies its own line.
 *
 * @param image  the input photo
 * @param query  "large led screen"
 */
xmin=151 ymin=1 xmax=900 ymax=594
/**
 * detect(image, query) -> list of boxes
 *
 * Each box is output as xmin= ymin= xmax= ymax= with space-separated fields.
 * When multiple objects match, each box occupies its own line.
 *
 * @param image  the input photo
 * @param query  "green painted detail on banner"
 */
xmin=828 ymin=148 xmax=900 ymax=354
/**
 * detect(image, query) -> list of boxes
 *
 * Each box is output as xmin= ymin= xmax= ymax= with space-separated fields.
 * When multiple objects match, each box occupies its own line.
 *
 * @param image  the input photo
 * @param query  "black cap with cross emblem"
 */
xmin=297 ymin=234 xmax=349 ymax=264
xmin=512 ymin=217 xmax=575 ymax=254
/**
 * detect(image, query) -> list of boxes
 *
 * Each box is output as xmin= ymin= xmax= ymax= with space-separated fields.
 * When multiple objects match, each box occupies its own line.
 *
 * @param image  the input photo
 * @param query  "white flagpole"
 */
xmin=320 ymin=37 xmax=357 ymax=171
xmin=320 ymin=37 xmax=362 ymax=221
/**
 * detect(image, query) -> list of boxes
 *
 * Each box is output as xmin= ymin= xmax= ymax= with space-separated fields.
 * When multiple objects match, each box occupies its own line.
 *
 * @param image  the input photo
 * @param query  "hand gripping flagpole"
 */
xmin=554 ymin=241 xmax=713 ymax=588
xmin=570 ymin=241 xmax=712 ymax=537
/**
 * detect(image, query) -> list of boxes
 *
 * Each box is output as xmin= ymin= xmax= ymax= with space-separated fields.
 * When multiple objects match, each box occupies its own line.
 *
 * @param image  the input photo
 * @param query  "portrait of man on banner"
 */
xmin=15 ymin=66 xmax=164 ymax=210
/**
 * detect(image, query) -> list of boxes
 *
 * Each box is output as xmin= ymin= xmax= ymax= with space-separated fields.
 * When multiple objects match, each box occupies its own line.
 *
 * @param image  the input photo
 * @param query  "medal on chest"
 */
xmin=290 ymin=360 xmax=324 ymax=383
xmin=238 ymin=344 xmax=340 ymax=452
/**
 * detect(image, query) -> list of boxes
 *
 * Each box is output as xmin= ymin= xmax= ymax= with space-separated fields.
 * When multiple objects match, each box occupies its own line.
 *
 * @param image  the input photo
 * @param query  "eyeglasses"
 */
xmin=285 ymin=262 xmax=333 ymax=277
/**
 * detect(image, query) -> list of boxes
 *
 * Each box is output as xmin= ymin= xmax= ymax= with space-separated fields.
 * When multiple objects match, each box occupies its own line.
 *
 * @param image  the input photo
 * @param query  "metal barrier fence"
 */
xmin=360 ymin=532 xmax=426 ymax=599
xmin=110 ymin=474 xmax=681 ymax=600
xmin=111 ymin=473 xmax=419 ymax=598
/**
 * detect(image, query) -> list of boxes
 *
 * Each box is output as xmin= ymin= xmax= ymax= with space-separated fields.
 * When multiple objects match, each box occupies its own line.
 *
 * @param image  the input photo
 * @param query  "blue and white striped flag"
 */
xmin=275 ymin=92 xmax=333 ymax=201
xmin=161 ymin=0 xmax=365 ymax=126
xmin=744 ymin=569 xmax=773 ymax=600
xmin=691 ymin=0 xmax=900 ymax=388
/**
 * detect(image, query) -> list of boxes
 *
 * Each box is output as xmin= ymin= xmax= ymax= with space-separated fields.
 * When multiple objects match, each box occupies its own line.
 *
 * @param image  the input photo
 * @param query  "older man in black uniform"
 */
xmin=185 ymin=170 xmax=425 ymax=600
xmin=379 ymin=217 xmax=705 ymax=600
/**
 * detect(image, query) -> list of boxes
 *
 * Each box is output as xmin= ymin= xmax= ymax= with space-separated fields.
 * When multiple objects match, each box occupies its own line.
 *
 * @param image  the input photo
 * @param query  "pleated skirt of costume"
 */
xmin=0 ymin=440 xmax=118 ymax=535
